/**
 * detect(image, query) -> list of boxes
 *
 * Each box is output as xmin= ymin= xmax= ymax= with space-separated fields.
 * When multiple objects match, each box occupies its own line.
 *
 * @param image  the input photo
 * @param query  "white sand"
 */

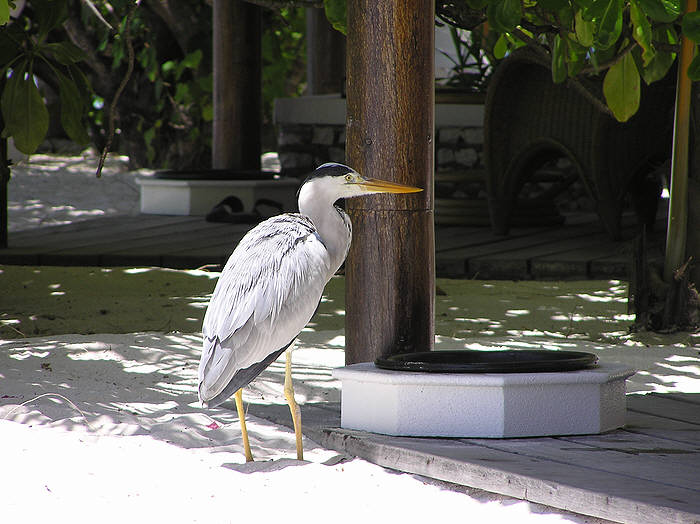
xmin=7 ymin=151 xmax=143 ymax=232
xmin=0 ymin=332 xmax=621 ymax=524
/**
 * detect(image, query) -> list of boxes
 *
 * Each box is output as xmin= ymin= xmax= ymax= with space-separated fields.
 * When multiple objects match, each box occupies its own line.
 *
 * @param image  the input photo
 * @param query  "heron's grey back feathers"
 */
xmin=198 ymin=213 xmax=347 ymax=405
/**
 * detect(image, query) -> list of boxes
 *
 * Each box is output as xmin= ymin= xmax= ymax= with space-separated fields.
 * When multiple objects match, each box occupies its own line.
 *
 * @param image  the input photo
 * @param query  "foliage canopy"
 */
xmin=440 ymin=0 xmax=700 ymax=121
xmin=0 ymin=0 xmax=306 ymax=168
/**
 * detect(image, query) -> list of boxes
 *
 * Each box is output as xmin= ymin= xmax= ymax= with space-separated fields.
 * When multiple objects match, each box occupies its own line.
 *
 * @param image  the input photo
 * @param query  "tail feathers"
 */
xmin=198 ymin=340 xmax=293 ymax=409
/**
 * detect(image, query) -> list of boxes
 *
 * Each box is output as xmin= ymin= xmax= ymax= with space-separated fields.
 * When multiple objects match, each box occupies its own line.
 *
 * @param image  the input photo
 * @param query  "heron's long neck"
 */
xmin=298 ymin=193 xmax=351 ymax=277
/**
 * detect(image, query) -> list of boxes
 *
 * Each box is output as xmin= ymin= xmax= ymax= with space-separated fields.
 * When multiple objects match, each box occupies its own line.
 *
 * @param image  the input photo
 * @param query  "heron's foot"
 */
xmin=235 ymin=389 xmax=254 ymax=462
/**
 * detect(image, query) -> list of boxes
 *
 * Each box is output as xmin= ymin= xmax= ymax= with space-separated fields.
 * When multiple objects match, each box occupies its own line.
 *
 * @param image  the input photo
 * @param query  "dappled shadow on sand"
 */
xmin=0 ymin=331 xmax=343 ymax=463
xmin=1 ymin=328 xmax=698 ymax=466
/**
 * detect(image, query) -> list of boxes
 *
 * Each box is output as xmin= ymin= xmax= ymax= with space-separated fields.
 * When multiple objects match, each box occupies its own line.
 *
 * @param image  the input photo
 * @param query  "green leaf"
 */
xmin=1 ymin=67 xmax=50 ymax=153
xmin=638 ymin=27 xmax=677 ymax=84
xmin=551 ymin=34 xmax=568 ymax=83
xmin=323 ymin=0 xmax=346 ymax=35
xmin=574 ymin=10 xmax=595 ymax=47
xmin=593 ymin=0 xmax=623 ymax=50
xmin=538 ymin=0 xmax=569 ymax=10
xmin=682 ymin=12 xmax=700 ymax=43
xmin=0 ymin=0 xmax=10 ymax=26
xmin=567 ymin=36 xmax=588 ymax=76
xmin=162 ymin=60 xmax=176 ymax=75
xmin=581 ymin=0 xmax=606 ymax=21
xmin=488 ymin=0 xmax=523 ymax=33
xmin=175 ymin=49 xmax=203 ymax=80
xmin=201 ymin=103 xmax=213 ymax=122
xmin=181 ymin=49 xmax=202 ymax=70
xmin=603 ymin=52 xmax=640 ymax=122
xmin=32 ymin=0 xmax=69 ymax=41
xmin=56 ymin=70 xmax=89 ymax=145
xmin=68 ymin=64 xmax=93 ymax=103
xmin=558 ymin=6 xmax=575 ymax=27
xmin=0 ymin=27 xmax=22 ymax=66
xmin=636 ymin=0 xmax=681 ymax=22
xmin=639 ymin=50 xmax=675 ymax=83
xmin=687 ymin=53 xmax=700 ymax=80
xmin=42 ymin=41 xmax=88 ymax=65
xmin=174 ymin=82 xmax=190 ymax=103
xmin=630 ymin=0 xmax=655 ymax=66
xmin=493 ymin=33 xmax=509 ymax=59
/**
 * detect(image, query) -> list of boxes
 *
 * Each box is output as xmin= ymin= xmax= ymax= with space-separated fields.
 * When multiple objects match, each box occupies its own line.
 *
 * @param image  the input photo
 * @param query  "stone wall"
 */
xmin=277 ymin=124 xmax=346 ymax=172
xmin=276 ymin=123 xmax=485 ymax=175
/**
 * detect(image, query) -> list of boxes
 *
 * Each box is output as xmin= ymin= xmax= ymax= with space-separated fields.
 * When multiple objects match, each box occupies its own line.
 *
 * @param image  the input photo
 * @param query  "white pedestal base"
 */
xmin=333 ymin=363 xmax=635 ymax=438
xmin=135 ymin=176 xmax=300 ymax=216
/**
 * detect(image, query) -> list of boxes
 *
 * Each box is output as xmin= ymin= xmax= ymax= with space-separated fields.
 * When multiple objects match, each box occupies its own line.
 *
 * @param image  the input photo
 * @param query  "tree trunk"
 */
xmin=344 ymin=0 xmax=435 ymax=364
xmin=0 ymin=137 xmax=8 ymax=249
xmin=212 ymin=0 xmax=261 ymax=170
xmin=305 ymin=8 xmax=346 ymax=95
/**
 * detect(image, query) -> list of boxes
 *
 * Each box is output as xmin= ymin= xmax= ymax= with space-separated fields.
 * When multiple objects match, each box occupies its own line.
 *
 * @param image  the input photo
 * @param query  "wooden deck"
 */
xmin=249 ymin=393 xmax=700 ymax=524
xmin=0 ymin=211 xmax=665 ymax=279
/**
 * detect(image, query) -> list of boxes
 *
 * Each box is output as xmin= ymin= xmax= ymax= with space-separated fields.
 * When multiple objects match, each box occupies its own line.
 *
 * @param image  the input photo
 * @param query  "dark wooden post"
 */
xmin=212 ymin=0 xmax=261 ymax=170
xmin=344 ymin=0 xmax=435 ymax=364
xmin=305 ymin=8 xmax=346 ymax=95
xmin=0 ymin=137 xmax=8 ymax=249
xmin=1 ymin=84 xmax=9 ymax=248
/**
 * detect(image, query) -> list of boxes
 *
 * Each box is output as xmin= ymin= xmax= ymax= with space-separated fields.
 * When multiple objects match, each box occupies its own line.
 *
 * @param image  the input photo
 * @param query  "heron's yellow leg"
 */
xmin=234 ymin=389 xmax=254 ymax=462
xmin=284 ymin=348 xmax=303 ymax=460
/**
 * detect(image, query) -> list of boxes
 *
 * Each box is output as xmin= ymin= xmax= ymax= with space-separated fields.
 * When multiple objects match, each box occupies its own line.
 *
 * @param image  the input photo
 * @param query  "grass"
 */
xmin=1 ymin=265 xmax=697 ymax=347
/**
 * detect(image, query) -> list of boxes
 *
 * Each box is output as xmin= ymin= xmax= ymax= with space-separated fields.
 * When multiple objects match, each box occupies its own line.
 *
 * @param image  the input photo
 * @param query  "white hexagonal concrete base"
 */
xmin=135 ymin=177 xmax=299 ymax=216
xmin=333 ymin=363 xmax=635 ymax=438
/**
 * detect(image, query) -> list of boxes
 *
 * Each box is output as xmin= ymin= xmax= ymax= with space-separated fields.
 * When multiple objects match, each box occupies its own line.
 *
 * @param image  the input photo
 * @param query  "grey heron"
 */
xmin=198 ymin=163 xmax=421 ymax=461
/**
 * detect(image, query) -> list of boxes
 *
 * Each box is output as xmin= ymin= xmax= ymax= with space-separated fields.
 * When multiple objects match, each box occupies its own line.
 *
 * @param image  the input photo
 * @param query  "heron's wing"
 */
xmin=198 ymin=214 xmax=332 ymax=404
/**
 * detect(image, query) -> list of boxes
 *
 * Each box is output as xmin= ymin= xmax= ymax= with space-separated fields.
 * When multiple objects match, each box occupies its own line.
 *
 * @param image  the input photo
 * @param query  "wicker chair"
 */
xmin=484 ymin=49 xmax=675 ymax=239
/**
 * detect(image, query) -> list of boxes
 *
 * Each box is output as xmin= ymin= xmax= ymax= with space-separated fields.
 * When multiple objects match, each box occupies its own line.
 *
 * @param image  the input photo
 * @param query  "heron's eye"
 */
xmin=344 ymin=174 xmax=354 ymax=182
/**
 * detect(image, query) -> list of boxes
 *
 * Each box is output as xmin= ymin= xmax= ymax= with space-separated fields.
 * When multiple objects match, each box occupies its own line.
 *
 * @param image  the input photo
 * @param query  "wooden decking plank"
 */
xmin=623 ymin=423 xmax=700 ymax=447
xmin=8 ymin=215 xmax=189 ymax=243
xmin=664 ymin=393 xmax=700 ymax=406
xmin=37 ymin=252 xmax=103 ymax=266
xmin=167 ymin=242 xmax=236 ymax=257
xmin=47 ymin=219 xmax=232 ymax=255
xmin=102 ymin=227 xmax=244 ymax=257
xmin=98 ymin=253 xmax=171 ymax=268
xmin=106 ymin=251 xmax=222 ymax=267
xmin=7 ymin=215 xmax=146 ymax=242
xmin=469 ymin=232 xmax=608 ymax=278
xmin=0 ymin=252 xmax=40 ymax=265
xmin=463 ymin=434 xmax=700 ymax=491
xmin=626 ymin=406 xmax=700 ymax=431
xmin=318 ymin=428 xmax=700 ymax=524
xmin=590 ymin=241 xmax=665 ymax=275
xmin=0 ymin=210 xmax=665 ymax=278
xmin=254 ymin=399 xmax=700 ymax=524
xmin=530 ymin=239 xmax=626 ymax=278
xmin=434 ymin=225 xmax=485 ymax=249
xmin=437 ymin=229 xmax=558 ymax=258
xmin=165 ymin=227 xmax=251 ymax=255
xmin=6 ymin=216 xmax=199 ymax=251
xmin=158 ymin=254 xmax=228 ymax=270
xmin=627 ymin=393 xmax=700 ymax=425
xmin=145 ymin=225 xmax=249 ymax=254
xmin=435 ymin=226 xmax=546 ymax=252
xmin=624 ymin=398 xmax=700 ymax=446
xmin=45 ymin=227 xmax=229 ymax=258
xmin=440 ymin=220 xmax=606 ymax=261
xmin=555 ymin=430 xmax=700 ymax=468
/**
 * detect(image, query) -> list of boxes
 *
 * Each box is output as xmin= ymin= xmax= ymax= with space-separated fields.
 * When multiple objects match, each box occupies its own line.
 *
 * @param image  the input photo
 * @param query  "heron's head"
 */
xmin=299 ymin=163 xmax=422 ymax=205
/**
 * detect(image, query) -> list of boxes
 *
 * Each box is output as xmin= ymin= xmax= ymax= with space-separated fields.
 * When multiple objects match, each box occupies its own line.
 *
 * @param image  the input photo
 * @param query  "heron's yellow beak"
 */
xmin=358 ymin=178 xmax=423 ymax=194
